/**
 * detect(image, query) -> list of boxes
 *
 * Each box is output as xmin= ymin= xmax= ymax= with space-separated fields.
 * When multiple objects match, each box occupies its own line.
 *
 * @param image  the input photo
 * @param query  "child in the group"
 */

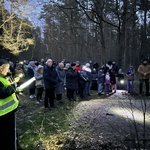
xmin=34 ymin=65 xmax=44 ymax=103
xmin=110 ymin=69 xmax=117 ymax=93
xmin=104 ymin=70 xmax=111 ymax=95
xmin=126 ymin=66 xmax=135 ymax=93
xmin=97 ymin=68 xmax=105 ymax=95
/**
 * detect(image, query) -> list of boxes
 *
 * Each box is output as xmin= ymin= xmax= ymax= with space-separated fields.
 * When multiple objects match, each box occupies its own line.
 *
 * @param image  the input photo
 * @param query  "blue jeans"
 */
xmin=84 ymin=81 xmax=91 ymax=96
xmin=98 ymin=83 xmax=103 ymax=93
xmin=127 ymin=80 xmax=133 ymax=93
xmin=104 ymin=84 xmax=110 ymax=94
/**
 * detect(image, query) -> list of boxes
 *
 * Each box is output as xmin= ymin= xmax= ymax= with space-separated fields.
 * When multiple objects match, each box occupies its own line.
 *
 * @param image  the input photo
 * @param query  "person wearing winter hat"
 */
xmin=34 ymin=65 xmax=44 ymax=104
xmin=0 ymin=59 xmax=20 ymax=150
xmin=84 ymin=63 xmax=92 ymax=96
xmin=75 ymin=61 xmax=81 ymax=73
xmin=71 ymin=62 xmax=76 ymax=67
xmin=27 ymin=61 xmax=37 ymax=99
xmin=126 ymin=65 xmax=135 ymax=93
xmin=55 ymin=62 xmax=66 ymax=103
xmin=64 ymin=63 xmax=71 ymax=72
xmin=137 ymin=59 xmax=150 ymax=96
xmin=66 ymin=62 xmax=78 ymax=101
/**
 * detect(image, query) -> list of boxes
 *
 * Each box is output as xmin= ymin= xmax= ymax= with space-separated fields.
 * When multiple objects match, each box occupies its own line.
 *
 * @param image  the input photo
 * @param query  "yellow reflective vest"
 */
xmin=0 ymin=77 xmax=19 ymax=116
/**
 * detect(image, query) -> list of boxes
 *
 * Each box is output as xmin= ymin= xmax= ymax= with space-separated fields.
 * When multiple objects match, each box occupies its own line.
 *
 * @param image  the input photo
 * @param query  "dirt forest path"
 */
xmin=69 ymin=90 xmax=150 ymax=149
xmin=17 ymin=90 xmax=150 ymax=149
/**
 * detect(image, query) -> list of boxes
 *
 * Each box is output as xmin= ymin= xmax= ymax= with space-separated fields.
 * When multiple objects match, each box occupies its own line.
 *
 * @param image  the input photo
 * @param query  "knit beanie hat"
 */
xmin=0 ymin=59 xmax=9 ymax=66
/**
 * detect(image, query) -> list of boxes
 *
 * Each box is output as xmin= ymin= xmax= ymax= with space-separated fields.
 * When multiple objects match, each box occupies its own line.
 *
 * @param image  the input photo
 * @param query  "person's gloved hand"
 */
xmin=14 ymin=77 xmax=20 ymax=83
xmin=16 ymin=87 xmax=23 ymax=94
xmin=10 ymin=82 xmax=17 ymax=89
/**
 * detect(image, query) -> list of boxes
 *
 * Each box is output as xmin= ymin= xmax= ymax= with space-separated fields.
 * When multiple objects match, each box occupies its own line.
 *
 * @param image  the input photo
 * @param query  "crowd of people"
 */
xmin=6 ymin=59 xmax=122 ymax=106
xmin=4 ymin=58 xmax=150 ymax=106
xmin=0 ymin=57 xmax=150 ymax=149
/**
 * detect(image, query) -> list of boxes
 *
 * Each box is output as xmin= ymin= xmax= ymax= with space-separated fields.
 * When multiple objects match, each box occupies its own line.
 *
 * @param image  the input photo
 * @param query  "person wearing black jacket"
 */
xmin=66 ymin=63 xmax=78 ymax=101
xmin=43 ymin=59 xmax=58 ymax=109
xmin=0 ymin=59 xmax=20 ymax=150
xmin=27 ymin=61 xmax=37 ymax=99
xmin=78 ymin=66 xmax=88 ymax=99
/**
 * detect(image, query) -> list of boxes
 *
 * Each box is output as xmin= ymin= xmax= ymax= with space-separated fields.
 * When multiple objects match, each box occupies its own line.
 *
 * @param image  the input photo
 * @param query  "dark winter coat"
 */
xmin=103 ymin=63 xmax=112 ymax=74
xmin=26 ymin=61 xmax=37 ymax=79
xmin=86 ymin=71 xmax=93 ymax=82
xmin=43 ymin=65 xmax=58 ymax=89
xmin=97 ymin=72 xmax=105 ymax=84
xmin=27 ymin=67 xmax=34 ymax=79
xmin=27 ymin=66 xmax=37 ymax=89
xmin=92 ymin=72 xmax=98 ymax=81
xmin=112 ymin=64 xmax=119 ymax=74
xmin=55 ymin=67 xmax=66 ymax=94
xmin=78 ymin=70 xmax=87 ymax=87
xmin=110 ymin=71 xmax=116 ymax=84
xmin=66 ymin=67 xmax=78 ymax=90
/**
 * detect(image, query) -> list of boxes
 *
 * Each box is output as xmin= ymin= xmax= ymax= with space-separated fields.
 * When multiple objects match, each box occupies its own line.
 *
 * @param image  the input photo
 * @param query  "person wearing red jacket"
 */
xmin=75 ymin=61 xmax=81 ymax=72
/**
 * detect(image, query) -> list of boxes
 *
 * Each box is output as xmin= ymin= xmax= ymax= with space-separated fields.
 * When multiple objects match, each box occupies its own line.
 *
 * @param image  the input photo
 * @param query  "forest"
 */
xmin=0 ymin=0 xmax=150 ymax=70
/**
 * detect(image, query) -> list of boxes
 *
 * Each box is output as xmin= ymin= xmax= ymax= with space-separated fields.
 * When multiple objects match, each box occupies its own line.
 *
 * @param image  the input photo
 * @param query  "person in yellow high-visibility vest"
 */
xmin=0 ymin=59 xmax=20 ymax=150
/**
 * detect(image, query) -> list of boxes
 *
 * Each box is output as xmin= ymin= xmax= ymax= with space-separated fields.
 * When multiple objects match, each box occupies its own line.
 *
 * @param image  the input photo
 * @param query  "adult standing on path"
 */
xmin=84 ymin=63 xmax=92 ymax=96
xmin=0 ymin=59 xmax=20 ymax=150
xmin=137 ymin=59 xmax=150 ymax=96
xmin=66 ymin=62 xmax=78 ymax=101
xmin=43 ymin=59 xmax=58 ymax=109
xmin=34 ymin=65 xmax=44 ymax=104
xmin=27 ymin=61 xmax=37 ymax=99
xmin=126 ymin=65 xmax=135 ymax=94
xmin=55 ymin=62 xmax=66 ymax=103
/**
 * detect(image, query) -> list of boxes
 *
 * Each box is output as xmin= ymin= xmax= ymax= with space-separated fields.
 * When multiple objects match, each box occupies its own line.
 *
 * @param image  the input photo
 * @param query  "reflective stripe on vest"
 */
xmin=0 ymin=77 xmax=19 ymax=116
xmin=0 ymin=99 xmax=16 ymax=111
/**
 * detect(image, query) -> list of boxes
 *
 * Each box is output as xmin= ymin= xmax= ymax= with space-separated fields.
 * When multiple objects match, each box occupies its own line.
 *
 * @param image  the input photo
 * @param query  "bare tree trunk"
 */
xmin=130 ymin=0 xmax=137 ymax=66
xmin=117 ymin=0 xmax=128 ymax=69
xmin=140 ymin=8 xmax=148 ymax=60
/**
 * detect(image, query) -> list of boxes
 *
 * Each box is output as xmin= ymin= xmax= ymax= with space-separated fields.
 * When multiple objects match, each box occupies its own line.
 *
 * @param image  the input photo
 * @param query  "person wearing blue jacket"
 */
xmin=97 ymin=68 xmax=105 ymax=95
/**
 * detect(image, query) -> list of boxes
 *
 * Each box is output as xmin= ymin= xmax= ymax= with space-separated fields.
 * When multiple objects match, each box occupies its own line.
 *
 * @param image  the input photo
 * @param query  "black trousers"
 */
xmin=0 ymin=111 xmax=16 ymax=150
xmin=29 ymin=87 xmax=35 ymax=95
xmin=29 ymin=81 xmax=36 ymax=95
xmin=56 ymin=94 xmax=62 ymax=101
xmin=78 ymin=83 xmax=86 ymax=98
xmin=67 ymin=88 xmax=75 ymax=100
xmin=44 ymin=88 xmax=55 ymax=108
xmin=36 ymin=87 xmax=44 ymax=101
xmin=139 ymin=79 xmax=149 ymax=95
